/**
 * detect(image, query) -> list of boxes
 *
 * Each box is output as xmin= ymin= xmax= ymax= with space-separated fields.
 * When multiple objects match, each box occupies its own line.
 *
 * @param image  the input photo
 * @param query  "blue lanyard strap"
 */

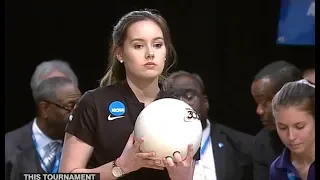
xmin=32 ymin=134 xmax=62 ymax=173
xmin=200 ymin=134 xmax=211 ymax=155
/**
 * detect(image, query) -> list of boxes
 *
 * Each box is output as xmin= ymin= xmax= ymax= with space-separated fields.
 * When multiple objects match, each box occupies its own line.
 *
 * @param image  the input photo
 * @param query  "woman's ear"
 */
xmin=115 ymin=47 xmax=124 ymax=63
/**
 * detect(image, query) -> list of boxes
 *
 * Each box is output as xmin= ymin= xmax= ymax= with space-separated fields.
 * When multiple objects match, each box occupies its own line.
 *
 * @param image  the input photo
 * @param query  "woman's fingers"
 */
xmin=136 ymin=152 xmax=156 ymax=159
xmin=133 ymin=136 xmax=144 ymax=151
xmin=173 ymin=151 xmax=183 ymax=163
xmin=184 ymin=144 xmax=194 ymax=164
xmin=163 ymin=157 xmax=175 ymax=167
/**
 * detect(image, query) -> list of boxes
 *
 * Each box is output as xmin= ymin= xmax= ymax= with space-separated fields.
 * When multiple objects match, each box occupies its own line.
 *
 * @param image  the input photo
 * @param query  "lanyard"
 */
xmin=200 ymin=134 xmax=211 ymax=155
xmin=32 ymin=134 xmax=62 ymax=173
xmin=196 ymin=134 xmax=211 ymax=166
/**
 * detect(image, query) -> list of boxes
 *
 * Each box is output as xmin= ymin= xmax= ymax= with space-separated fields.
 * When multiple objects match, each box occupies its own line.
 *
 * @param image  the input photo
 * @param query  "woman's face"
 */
xmin=119 ymin=20 xmax=167 ymax=81
xmin=275 ymin=106 xmax=315 ymax=154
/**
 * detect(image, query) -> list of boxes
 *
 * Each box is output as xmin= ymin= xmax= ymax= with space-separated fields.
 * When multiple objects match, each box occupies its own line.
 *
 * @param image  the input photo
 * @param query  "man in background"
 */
xmin=30 ymin=60 xmax=79 ymax=99
xmin=303 ymin=68 xmax=315 ymax=84
xmin=250 ymin=61 xmax=303 ymax=180
xmin=5 ymin=60 xmax=80 ymax=180
xmin=164 ymin=70 xmax=254 ymax=180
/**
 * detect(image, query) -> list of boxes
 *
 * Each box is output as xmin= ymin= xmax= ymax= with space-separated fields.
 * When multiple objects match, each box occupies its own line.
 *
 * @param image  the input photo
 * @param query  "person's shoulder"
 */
xmin=78 ymin=85 xmax=123 ymax=104
xmin=270 ymin=156 xmax=280 ymax=169
xmin=269 ymin=155 xmax=282 ymax=176
xmin=85 ymin=84 xmax=120 ymax=97
xmin=217 ymin=122 xmax=254 ymax=155
xmin=254 ymin=128 xmax=269 ymax=142
xmin=5 ymin=122 xmax=32 ymax=142
xmin=252 ymin=129 xmax=268 ymax=152
xmin=215 ymin=122 xmax=254 ymax=145
xmin=5 ymin=122 xmax=32 ymax=154
xmin=219 ymin=123 xmax=254 ymax=139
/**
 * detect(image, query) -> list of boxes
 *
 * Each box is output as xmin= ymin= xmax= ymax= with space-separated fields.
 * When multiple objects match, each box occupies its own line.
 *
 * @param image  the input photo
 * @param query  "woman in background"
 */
xmin=269 ymin=79 xmax=315 ymax=180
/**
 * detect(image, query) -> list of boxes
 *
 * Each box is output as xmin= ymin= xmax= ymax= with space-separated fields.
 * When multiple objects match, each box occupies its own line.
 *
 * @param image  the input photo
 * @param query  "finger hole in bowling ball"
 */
xmin=165 ymin=155 xmax=172 ymax=159
xmin=173 ymin=151 xmax=180 ymax=156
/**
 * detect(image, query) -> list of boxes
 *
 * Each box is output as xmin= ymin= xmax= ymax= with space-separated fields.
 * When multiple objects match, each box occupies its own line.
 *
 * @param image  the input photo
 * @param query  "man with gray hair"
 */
xmin=30 ymin=59 xmax=79 ymax=101
xmin=6 ymin=70 xmax=81 ymax=179
xmin=6 ymin=77 xmax=81 ymax=179
xmin=163 ymin=70 xmax=254 ymax=180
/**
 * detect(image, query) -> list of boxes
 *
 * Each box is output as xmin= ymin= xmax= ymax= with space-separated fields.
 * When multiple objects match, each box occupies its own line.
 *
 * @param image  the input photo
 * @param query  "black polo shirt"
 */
xmin=66 ymin=82 xmax=200 ymax=180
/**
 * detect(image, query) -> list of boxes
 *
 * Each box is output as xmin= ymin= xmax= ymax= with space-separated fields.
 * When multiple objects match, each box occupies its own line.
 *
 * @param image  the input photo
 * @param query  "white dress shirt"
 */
xmin=32 ymin=119 xmax=62 ymax=172
xmin=193 ymin=119 xmax=217 ymax=180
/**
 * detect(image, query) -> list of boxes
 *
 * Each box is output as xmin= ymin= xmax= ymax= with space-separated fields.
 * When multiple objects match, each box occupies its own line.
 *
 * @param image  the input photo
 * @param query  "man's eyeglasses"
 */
xmin=43 ymin=100 xmax=74 ymax=113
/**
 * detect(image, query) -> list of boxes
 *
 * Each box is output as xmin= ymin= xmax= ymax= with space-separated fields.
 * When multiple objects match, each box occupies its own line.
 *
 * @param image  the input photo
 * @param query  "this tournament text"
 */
xmin=21 ymin=173 xmax=100 ymax=180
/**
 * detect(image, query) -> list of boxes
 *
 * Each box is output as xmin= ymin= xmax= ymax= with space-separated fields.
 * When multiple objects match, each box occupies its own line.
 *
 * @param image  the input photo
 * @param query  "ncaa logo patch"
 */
xmin=108 ymin=101 xmax=126 ymax=121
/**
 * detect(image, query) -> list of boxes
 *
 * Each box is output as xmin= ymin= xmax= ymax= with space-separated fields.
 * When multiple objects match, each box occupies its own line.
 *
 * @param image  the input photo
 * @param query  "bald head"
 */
xmin=164 ymin=71 xmax=209 ymax=128
xmin=163 ymin=70 xmax=205 ymax=94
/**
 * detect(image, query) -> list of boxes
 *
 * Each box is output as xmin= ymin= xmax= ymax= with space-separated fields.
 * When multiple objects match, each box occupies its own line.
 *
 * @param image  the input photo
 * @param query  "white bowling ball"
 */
xmin=134 ymin=98 xmax=202 ymax=161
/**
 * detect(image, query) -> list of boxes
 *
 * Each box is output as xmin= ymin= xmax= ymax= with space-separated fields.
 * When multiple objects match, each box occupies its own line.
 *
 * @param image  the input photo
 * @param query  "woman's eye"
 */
xmin=278 ymin=126 xmax=287 ymax=130
xmin=296 ymin=125 xmax=305 ymax=130
xmin=134 ymin=44 xmax=143 ymax=49
xmin=154 ymin=43 xmax=163 ymax=48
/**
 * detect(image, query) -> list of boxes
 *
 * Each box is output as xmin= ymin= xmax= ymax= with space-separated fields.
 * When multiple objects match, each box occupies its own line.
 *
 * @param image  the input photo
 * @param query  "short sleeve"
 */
xmin=65 ymin=91 xmax=97 ymax=146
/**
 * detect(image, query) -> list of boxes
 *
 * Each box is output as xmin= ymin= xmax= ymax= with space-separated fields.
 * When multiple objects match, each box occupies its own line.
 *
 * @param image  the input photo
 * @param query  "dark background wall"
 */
xmin=5 ymin=1 xmax=315 ymax=135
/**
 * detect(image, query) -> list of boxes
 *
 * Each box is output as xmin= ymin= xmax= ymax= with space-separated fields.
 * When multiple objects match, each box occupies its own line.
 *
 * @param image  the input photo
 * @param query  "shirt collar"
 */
xmin=32 ymin=118 xmax=62 ymax=150
xmin=275 ymin=148 xmax=316 ymax=179
xmin=275 ymin=147 xmax=316 ymax=167
xmin=274 ymin=148 xmax=290 ymax=169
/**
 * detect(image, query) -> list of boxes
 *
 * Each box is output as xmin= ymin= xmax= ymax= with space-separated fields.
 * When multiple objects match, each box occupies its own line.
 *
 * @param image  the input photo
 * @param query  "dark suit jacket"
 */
xmin=252 ymin=128 xmax=285 ymax=180
xmin=210 ymin=121 xmax=254 ymax=180
xmin=5 ymin=121 xmax=44 ymax=180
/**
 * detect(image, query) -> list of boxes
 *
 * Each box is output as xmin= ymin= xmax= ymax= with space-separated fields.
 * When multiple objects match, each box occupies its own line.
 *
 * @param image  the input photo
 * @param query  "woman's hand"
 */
xmin=163 ymin=144 xmax=195 ymax=180
xmin=117 ymin=132 xmax=164 ymax=174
